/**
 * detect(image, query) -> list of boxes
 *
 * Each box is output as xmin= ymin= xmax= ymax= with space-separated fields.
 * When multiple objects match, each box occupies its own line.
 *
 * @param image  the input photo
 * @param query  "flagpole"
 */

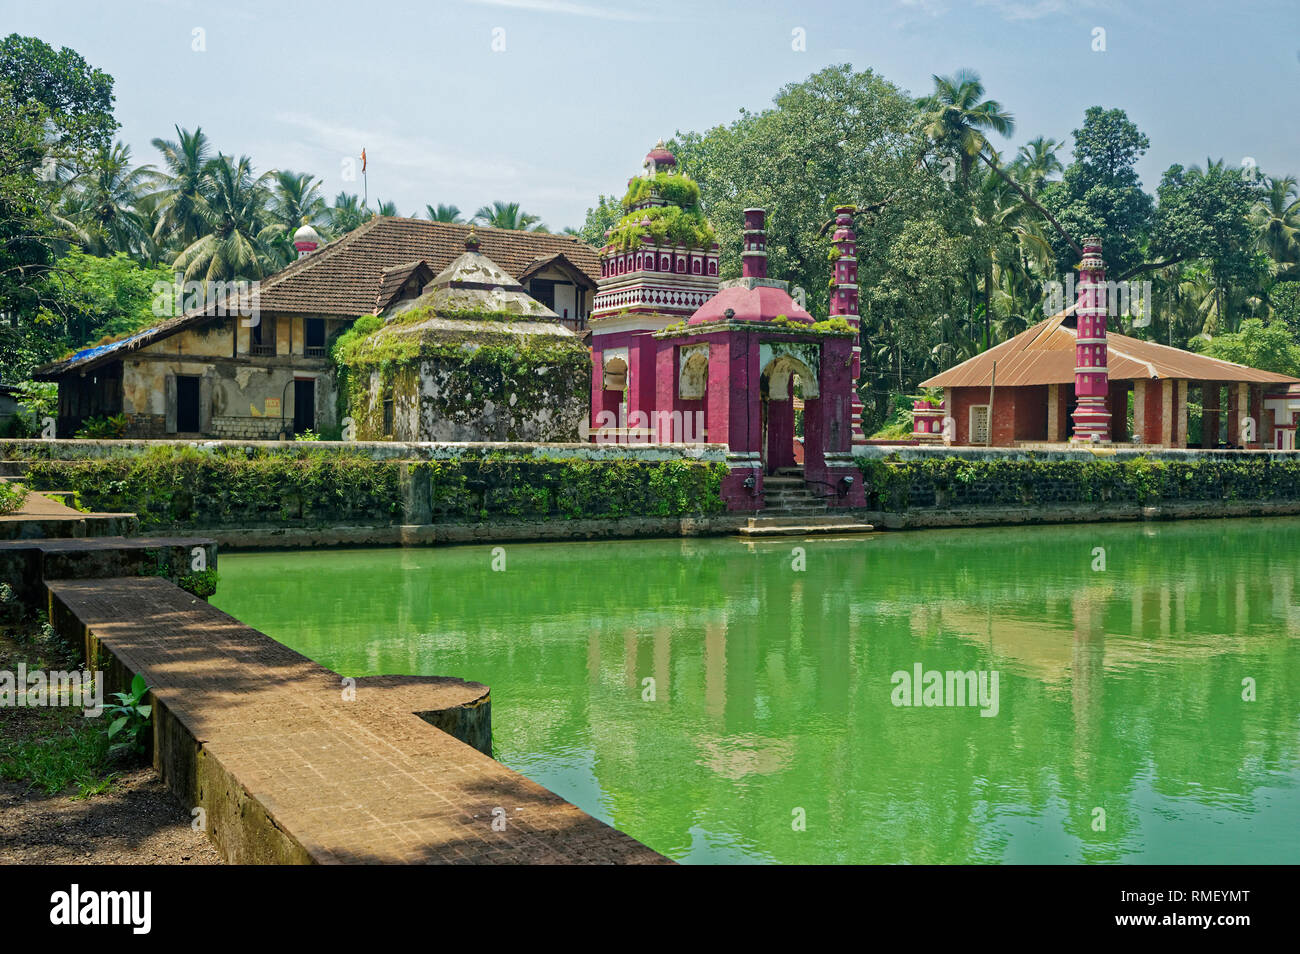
xmin=361 ymin=147 xmax=368 ymax=208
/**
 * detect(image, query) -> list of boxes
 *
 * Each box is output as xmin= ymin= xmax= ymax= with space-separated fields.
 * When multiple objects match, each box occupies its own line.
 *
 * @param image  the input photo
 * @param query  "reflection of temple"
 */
xmin=589 ymin=145 xmax=865 ymax=510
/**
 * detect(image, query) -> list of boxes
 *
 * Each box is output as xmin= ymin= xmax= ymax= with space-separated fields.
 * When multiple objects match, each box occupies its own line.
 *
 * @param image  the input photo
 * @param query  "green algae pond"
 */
xmin=212 ymin=517 xmax=1300 ymax=864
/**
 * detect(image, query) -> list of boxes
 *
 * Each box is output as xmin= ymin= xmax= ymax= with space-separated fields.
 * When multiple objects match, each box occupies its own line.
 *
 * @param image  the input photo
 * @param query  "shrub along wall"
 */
xmin=859 ymin=453 xmax=1300 ymax=512
xmin=21 ymin=445 xmax=727 ymax=532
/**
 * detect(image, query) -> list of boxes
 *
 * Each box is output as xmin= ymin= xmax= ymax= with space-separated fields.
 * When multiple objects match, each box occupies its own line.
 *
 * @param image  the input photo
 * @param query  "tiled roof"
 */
xmin=257 ymin=217 xmax=599 ymax=316
xmin=374 ymin=260 xmax=435 ymax=313
xmin=34 ymin=218 xmax=600 ymax=379
xmin=920 ymin=311 xmax=1300 ymax=388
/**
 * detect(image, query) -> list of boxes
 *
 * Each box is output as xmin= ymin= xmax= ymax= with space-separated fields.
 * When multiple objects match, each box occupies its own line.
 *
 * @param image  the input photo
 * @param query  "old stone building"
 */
xmin=340 ymin=231 xmax=589 ymax=442
xmin=34 ymin=217 xmax=599 ymax=439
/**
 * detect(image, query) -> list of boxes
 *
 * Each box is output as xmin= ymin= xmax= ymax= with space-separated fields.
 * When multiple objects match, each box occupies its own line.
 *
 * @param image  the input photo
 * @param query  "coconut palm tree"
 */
xmin=172 ymin=153 xmax=282 ymax=281
xmin=269 ymin=170 xmax=329 ymax=233
xmin=1251 ymin=175 xmax=1300 ymax=279
xmin=147 ymin=125 xmax=212 ymax=251
xmin=426 ymin=203 xmax=464 ymax=223
xmin=919 ymin=70 xmax=1080 ymax=258
xmin=473 ymin=201 xmax=546 ymax=232
xmin=1014 ymin=136 xmax=1064 ymax=196
xmin=375 ymin=200 xmax=403 ymax=217
xmin=328 ymin=192 xmax=371 ymax=235
xmin=59 ymin=142 xmax=154 ymax=257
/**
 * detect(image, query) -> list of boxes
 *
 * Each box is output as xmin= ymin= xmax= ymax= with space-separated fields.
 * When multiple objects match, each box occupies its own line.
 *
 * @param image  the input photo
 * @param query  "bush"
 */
xmin=858 ymin=453 xmax=1300 ymax=512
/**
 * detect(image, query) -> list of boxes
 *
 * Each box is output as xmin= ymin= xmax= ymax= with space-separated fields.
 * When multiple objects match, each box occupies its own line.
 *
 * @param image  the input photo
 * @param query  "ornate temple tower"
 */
xmin=829 ymin=206 xmax=867 ymax=446
xmin=1071 ymin=237 xmax=1110 ymax=442
xmin=589 ymin=144 xmax=720 ymax=439
xmin=590 ymin=142 xmax=720 ymax=324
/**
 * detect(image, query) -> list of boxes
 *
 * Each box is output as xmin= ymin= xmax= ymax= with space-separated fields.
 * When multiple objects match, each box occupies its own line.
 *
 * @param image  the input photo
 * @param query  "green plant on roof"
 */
xmin=605 ymin=205 xmax=716 ymax=252
xmin=622 ymin=172 xmax=703 ymax=211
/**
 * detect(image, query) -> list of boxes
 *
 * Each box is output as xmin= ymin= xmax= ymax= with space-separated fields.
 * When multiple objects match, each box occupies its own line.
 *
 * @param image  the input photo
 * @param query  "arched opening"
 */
xmin=600 ymin=355 xmax=628 ymax=431
xmin=760 ymin=355 xmax=819 ymax=476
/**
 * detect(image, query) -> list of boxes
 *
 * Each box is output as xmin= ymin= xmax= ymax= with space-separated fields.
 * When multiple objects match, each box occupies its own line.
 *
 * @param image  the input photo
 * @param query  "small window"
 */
xmin=382 ymin=392 xmax=394 ymax=436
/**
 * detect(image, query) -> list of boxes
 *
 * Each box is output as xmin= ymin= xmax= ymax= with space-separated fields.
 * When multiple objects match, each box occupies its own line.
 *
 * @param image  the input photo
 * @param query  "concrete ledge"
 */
xmin=0 ymin=535 xmax=216 ymax=606
xmin=867 ymin=499 xmax=1300 ymax=530
xmin=46 ymin=576 xmax=667 ymax=865
xmin=206 ymin=516 xmax=749 ymax=550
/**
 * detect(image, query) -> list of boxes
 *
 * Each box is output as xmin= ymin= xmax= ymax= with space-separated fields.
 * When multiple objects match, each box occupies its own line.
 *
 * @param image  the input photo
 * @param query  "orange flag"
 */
xmin=361 ymin=148 xmax=367 ymax=173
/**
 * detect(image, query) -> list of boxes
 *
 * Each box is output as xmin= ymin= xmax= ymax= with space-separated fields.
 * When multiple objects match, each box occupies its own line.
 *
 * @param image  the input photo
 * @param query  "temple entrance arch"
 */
xmin=599 ymin=351 xmax=628 ymax=424
xmin=760 ymin=352 xmax=820 ymax=475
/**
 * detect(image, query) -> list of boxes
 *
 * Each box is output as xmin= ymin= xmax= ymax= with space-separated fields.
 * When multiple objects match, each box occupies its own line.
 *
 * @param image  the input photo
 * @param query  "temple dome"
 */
xmin=687 ymin=280 xmax=814 ymax=326
xmin=643 ymin=140 xmax=677 ymax=173
xmin=293 ymin=223 xmax=322 ymax=246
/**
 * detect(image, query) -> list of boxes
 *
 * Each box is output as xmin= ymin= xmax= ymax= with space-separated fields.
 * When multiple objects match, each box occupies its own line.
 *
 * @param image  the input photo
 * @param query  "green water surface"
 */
xmin=212 ymin=518 xmax=1300 ymax=864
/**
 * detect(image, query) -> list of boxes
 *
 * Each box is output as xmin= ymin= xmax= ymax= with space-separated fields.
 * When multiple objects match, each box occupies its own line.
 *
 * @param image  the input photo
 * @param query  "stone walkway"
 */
xmin=48 ymin=576 xmax=667 ymax=865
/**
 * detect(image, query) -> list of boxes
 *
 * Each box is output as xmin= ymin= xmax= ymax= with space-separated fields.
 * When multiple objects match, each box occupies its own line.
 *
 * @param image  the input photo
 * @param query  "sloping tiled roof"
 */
xmin=517 ymin=251 xmax=598 ymax=288
xmin=374 ymin=260 xmax=435 ymax=313
xmin=256 ymin=216 xmax=599 ymax=316
xmin=34 ymin=217 xmax=600 ymax=379
xmin=920 ymin=311 xmax=1299 ymax=389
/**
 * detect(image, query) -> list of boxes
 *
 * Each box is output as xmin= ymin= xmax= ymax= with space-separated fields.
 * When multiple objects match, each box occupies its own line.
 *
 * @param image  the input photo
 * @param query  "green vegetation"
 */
xmin=73 ymin=413 xmax=127 ymax=438
xmin=18 ymin=444 xmax=727 ymax=529
xmin=104 ymin=673 xmax=151 ymax=760
xmin=0 ymin=481 xmax=26 ymax=514
xmin=606 ymin=204 xmax=716 ymax=252
xmin=859 ymin=453 xmax=1300 ymax=511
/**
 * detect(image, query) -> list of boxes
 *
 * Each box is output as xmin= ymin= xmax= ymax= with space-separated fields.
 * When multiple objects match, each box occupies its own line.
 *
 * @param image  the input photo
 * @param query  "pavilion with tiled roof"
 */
xmin=917 ymin=306 xmax=1300 ymax=449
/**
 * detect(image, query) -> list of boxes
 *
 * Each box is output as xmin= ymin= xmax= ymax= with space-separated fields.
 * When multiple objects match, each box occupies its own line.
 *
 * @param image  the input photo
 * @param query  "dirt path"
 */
xmin=0 ymin=770 xmax=222 ymax=865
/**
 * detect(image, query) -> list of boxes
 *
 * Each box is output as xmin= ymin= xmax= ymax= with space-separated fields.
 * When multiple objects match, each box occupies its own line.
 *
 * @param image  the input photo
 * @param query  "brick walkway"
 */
xmin=48 ymin=576 xmax=667 ymax=864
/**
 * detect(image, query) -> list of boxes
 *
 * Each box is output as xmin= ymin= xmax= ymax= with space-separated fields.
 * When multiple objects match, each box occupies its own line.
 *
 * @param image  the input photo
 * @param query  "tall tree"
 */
xmin=328 ymin=192 xmax=370 ymax=235
xmin=473 ymin=201 xmax=545 ymax=231
xmin=0 ymin=33 xmax=116 ymax=160
xmin=426 ymin=203 xmax=464 ymax=223
xmin=172 ymin=154 xmax=282 ymax=281
xmin=147 ymin=126 xmax=213 ymax=251
xmin=58 ymin=142 xmax=153 ymax=257
xmin=1041 ymin=107 xmax=1153 ymax=276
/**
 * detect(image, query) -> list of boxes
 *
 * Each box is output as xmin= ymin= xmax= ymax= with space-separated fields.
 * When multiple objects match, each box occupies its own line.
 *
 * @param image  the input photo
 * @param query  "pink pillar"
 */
xmin=742 ymin=209 xmax=767 ymax=279
xmin=830 ymin=206 xmax=866 ymax=446
xmin=1071 ymin=237 xmax=1111 ymax=442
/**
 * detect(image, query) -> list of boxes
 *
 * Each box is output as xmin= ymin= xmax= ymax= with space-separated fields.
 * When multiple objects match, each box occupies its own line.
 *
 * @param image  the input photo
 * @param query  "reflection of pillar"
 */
xmin=623 ymin=629 xmax=639 ymax=689
xmin=704 ymin=620 xmax=726 ymax=719
xmin=587 ymin=630 xmax=601 ymax=686
xmin=1070 ymin=588 xmax=1106 ymax=768
xmin=653 ymin=625 xmax=670 ymax=704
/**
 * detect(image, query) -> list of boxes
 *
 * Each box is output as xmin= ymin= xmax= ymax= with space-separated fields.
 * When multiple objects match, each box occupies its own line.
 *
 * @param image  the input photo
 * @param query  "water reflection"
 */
xmin=214 ymin=517 xmax=1300 ymax=863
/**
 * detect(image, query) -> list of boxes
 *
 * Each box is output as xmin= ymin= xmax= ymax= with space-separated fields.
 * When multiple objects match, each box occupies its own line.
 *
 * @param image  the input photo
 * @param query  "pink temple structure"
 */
xmin=589 ymin=145 xmax=865 ymax=510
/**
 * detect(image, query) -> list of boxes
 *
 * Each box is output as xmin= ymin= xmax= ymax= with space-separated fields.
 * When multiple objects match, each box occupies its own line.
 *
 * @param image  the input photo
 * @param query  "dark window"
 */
xmin=382 ymin=390 xmax=394 ymax=436
xmin=293 ymin=378 xmax=315 ymax=433
xmin=251 ymin=317 xmax=275 ymax=356
xmin=305 ymin=318 xmax=326 ymax=357
xmin=529 ymin=279 xmax=556 ymax=310
xmin=176 ymin=375 xmax=201 ymax=432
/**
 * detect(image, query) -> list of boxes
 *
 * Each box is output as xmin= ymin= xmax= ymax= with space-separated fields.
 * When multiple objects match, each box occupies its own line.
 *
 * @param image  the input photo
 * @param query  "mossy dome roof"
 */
xmin=383 ymin=248 xmax=560 ymax=321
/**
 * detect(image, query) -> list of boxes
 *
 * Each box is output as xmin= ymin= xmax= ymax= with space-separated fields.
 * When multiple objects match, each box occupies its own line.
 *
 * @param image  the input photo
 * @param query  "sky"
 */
xmin=4 ymin=0 xmax=1297 ymax=230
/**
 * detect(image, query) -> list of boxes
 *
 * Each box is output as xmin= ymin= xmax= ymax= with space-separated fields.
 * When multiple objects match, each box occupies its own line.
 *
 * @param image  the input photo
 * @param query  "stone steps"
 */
xmin=739 ymin=513 xmax=875 ymax=536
